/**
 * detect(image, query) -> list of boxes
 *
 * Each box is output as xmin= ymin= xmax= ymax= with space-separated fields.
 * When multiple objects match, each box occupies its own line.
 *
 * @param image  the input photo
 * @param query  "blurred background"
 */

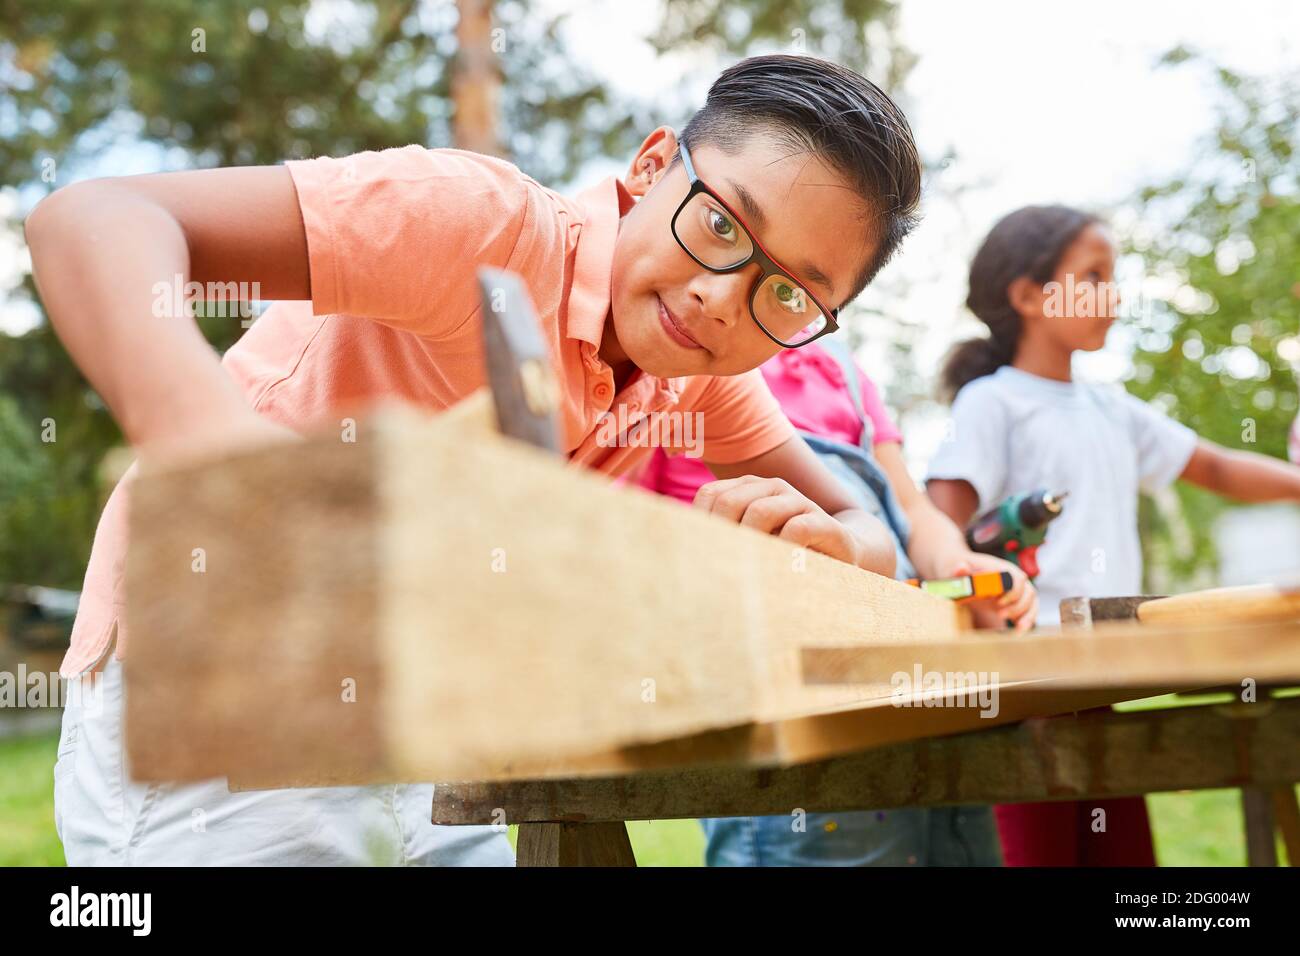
xmin=1 ymin=0 xmax=1297 ymax=865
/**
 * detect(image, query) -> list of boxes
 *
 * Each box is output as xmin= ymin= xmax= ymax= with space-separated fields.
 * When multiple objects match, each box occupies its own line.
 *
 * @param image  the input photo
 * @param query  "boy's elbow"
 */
xmin=25 ymin=179 xmax=125 ymax=254
xmin=23 ymin=191 xmax=55 ymax=250
xmin=25 ymin=180 xmax=93 ymax=255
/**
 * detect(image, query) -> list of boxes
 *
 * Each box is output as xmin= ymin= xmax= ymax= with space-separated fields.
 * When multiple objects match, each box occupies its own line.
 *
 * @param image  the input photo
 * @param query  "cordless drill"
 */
xmin=964 ymin=489 xmax=1067 ymax=580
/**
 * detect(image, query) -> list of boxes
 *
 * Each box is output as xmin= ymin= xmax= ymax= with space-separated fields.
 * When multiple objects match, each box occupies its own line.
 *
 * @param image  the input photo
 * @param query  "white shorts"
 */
xmin=54 ymin=654 xmax=514 ymax=866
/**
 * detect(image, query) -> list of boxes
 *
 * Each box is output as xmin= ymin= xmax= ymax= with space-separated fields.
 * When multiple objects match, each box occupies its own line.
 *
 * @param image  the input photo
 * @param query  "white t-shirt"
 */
xmin=926 ymin=366 xmax=1198 ymax=624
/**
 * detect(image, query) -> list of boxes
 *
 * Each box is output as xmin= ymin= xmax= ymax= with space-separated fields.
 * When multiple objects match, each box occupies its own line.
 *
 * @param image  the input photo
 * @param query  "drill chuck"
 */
xmin=1017 ymin=490 xmax=1068 ymax=531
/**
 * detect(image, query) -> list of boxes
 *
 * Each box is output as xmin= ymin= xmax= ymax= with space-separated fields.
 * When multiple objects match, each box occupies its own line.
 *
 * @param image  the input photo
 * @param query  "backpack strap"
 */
xmin=813 ymin=337 xmax=873 ymax=448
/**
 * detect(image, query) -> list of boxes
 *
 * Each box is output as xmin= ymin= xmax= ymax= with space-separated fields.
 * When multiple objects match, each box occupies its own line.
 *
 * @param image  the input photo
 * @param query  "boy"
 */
xmin=29 ymin=55 xmax=962 ymax=865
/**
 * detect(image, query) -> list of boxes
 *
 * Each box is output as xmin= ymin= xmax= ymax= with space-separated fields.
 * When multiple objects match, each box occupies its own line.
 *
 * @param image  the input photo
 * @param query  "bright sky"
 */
xmin=3 ymin=0 xmax=1296 ymax=467
xmin=884 ymin=0 xmax=1297 ymax=382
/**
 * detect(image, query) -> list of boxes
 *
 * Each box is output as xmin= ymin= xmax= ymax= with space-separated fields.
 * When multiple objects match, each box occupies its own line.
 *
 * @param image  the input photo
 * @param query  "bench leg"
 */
xmin=1270 ymin=787 xmax=1300 ymax=866
xmin=516 ymin=821 xmax=637 ymax=867
xmin=1242 ymin=788 xmax=1278 ymax=866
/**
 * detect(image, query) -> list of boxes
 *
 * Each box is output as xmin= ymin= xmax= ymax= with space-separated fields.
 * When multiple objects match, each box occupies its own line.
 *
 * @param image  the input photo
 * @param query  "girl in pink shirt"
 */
xmin=642 ymin=340 xmax=1011 ymax=866
xmin=642 ymin=341 xmax=903 ymax=499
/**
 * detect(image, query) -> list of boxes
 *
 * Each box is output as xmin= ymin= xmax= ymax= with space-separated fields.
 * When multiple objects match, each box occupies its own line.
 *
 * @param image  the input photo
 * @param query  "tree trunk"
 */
xmin=452 ymin=0 xmax=502 ymax=156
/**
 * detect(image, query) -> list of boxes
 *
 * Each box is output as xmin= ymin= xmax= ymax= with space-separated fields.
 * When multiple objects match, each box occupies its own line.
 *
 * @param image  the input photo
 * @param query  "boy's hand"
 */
xmin=694 ymin=475 xmax=863 ymax=567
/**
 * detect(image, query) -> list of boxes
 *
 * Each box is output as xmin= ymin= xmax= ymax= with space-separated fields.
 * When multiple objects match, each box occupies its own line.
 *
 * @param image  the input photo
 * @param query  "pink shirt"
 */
xmin=61 ymin=146 xmax=796 ymax=677
xmin=640 ymin=344 xmax=902 ymax=503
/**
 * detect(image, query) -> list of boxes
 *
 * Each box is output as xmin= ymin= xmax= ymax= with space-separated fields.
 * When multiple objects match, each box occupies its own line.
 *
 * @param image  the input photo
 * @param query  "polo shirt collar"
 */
xmin=567 ymin=175 xmax=688 ymax=403
xmin=567 ymin=175 xmax=634 ymax=348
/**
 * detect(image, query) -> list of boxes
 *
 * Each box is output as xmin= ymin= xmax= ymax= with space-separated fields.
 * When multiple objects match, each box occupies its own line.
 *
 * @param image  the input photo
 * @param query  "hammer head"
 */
xmin=476 ymin=267 xmax=563 ymax=455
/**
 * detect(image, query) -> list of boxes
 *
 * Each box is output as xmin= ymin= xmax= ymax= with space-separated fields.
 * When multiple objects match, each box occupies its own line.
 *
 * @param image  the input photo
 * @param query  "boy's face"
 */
xmin=607 ymin=127 xmax=876 ymax=379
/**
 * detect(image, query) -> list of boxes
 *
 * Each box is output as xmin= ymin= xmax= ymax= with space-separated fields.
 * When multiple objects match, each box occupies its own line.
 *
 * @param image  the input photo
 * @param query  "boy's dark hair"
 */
xmin=676 ymin=54 xmax=922 ymax=303
xmin=939 ymin=204 xmax=1100 ymax=401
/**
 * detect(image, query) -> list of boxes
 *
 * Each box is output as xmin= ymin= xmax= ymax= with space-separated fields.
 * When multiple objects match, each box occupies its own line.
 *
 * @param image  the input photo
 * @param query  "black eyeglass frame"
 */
xmin=670 ymin=140 xmax=841 ymax=349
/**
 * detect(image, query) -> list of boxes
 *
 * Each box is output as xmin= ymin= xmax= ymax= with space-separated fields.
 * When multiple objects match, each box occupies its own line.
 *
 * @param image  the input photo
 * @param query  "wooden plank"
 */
xmin=226 ymin=683 xmax=1173 ymax=791
xmin=440 ymin=682 xmax=1172 ymax=782
xmin=801 ymin=618 xmax=1300 ymax=689
xmin=430 ymin=697 xmax=1300 ymax=824
xmin=1136 ymin=583 xmax=1300 ymax=627
xmin=125 ymin=392 xmax=961 ymax=785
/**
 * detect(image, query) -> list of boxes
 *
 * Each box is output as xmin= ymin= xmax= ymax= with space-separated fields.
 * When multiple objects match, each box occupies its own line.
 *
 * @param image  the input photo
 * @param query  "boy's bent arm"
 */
xmin=24 ymin=166 xmax=309 ymax=463
xmin=1180 ymin=439 xmax=1300 ymax=502
xmin=700 ymin=435 xmax=898 ymax=576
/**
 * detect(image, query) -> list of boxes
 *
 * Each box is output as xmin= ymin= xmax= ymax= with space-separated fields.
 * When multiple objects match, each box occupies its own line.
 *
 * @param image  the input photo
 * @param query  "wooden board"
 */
xmin=800 ymin=618 xmax=1300 ymax=689
xmin=1059 ymin=584 xmax=1300 ymax=630
xmin=124 ymin=392 xmax=962 ymax=785
xmin=227 ymin=682 xmax=1177 ymax=790
xmin=128 ymin=393 xmax=1298 ymax=789
xmin=1136 ymin=583 xmax=1300 ymax=627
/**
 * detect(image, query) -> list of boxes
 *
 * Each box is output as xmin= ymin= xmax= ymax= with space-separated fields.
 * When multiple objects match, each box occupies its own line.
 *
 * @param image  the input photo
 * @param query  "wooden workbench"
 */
xmin=116 ymin=400 xmax=1300 ymax=866
xmin=431 ymin=692 xmax=1300 ymax=866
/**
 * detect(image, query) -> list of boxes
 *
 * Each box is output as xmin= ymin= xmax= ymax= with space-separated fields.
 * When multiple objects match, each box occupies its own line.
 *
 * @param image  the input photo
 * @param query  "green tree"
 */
xmin=651 ymin=0 xmax=906 ymax=84
xmin=1125 ymin=49 xmax=1300 ymax=587
xmin=0 ymin=0 xmax=642 ymax=189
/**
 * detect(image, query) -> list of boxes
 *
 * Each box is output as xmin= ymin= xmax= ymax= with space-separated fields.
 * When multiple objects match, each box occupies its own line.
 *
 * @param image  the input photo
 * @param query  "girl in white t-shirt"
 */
xmin=925 ymin=204 xmax=1300 ymax=867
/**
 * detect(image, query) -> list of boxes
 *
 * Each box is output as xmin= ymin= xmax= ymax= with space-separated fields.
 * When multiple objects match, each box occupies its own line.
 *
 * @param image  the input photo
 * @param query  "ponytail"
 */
xmin=940 ymin=333 xmax=1017 ymax=402
xmin=939 ymin=204 xmax=1100 ymax=402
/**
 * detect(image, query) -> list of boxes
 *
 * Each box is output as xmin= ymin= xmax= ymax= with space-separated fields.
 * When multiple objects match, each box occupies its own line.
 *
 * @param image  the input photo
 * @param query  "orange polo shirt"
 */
xmin=60 ymin=145 xmax=795 ymax=677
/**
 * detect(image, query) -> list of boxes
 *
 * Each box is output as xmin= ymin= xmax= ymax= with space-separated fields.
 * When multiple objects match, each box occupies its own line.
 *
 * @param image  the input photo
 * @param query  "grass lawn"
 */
xmin=1 ymin=733 xmax=66 ymax=867
xmin=3 ymin=727 xmax=1291 ymax=867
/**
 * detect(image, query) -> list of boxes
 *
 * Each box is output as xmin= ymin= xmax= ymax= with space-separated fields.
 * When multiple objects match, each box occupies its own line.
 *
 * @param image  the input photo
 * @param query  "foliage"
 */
xmin=650 ymin=0 xmax=907 ymax=83
xmin=1123 ymin=49 xmax=1300 ymax=585
xmin=0 ymin=0 xmax=640 ymax=185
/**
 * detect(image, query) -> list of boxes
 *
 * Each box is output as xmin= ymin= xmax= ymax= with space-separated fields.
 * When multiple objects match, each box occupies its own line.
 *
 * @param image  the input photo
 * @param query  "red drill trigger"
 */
xmin=1020 ymin=545 xmax=1040 ymax=579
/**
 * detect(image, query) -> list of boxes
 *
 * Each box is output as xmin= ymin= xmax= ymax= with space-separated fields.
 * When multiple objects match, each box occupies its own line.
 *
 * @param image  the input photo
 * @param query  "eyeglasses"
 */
xmin=670 ymin=140 xmax=840 ymax=349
